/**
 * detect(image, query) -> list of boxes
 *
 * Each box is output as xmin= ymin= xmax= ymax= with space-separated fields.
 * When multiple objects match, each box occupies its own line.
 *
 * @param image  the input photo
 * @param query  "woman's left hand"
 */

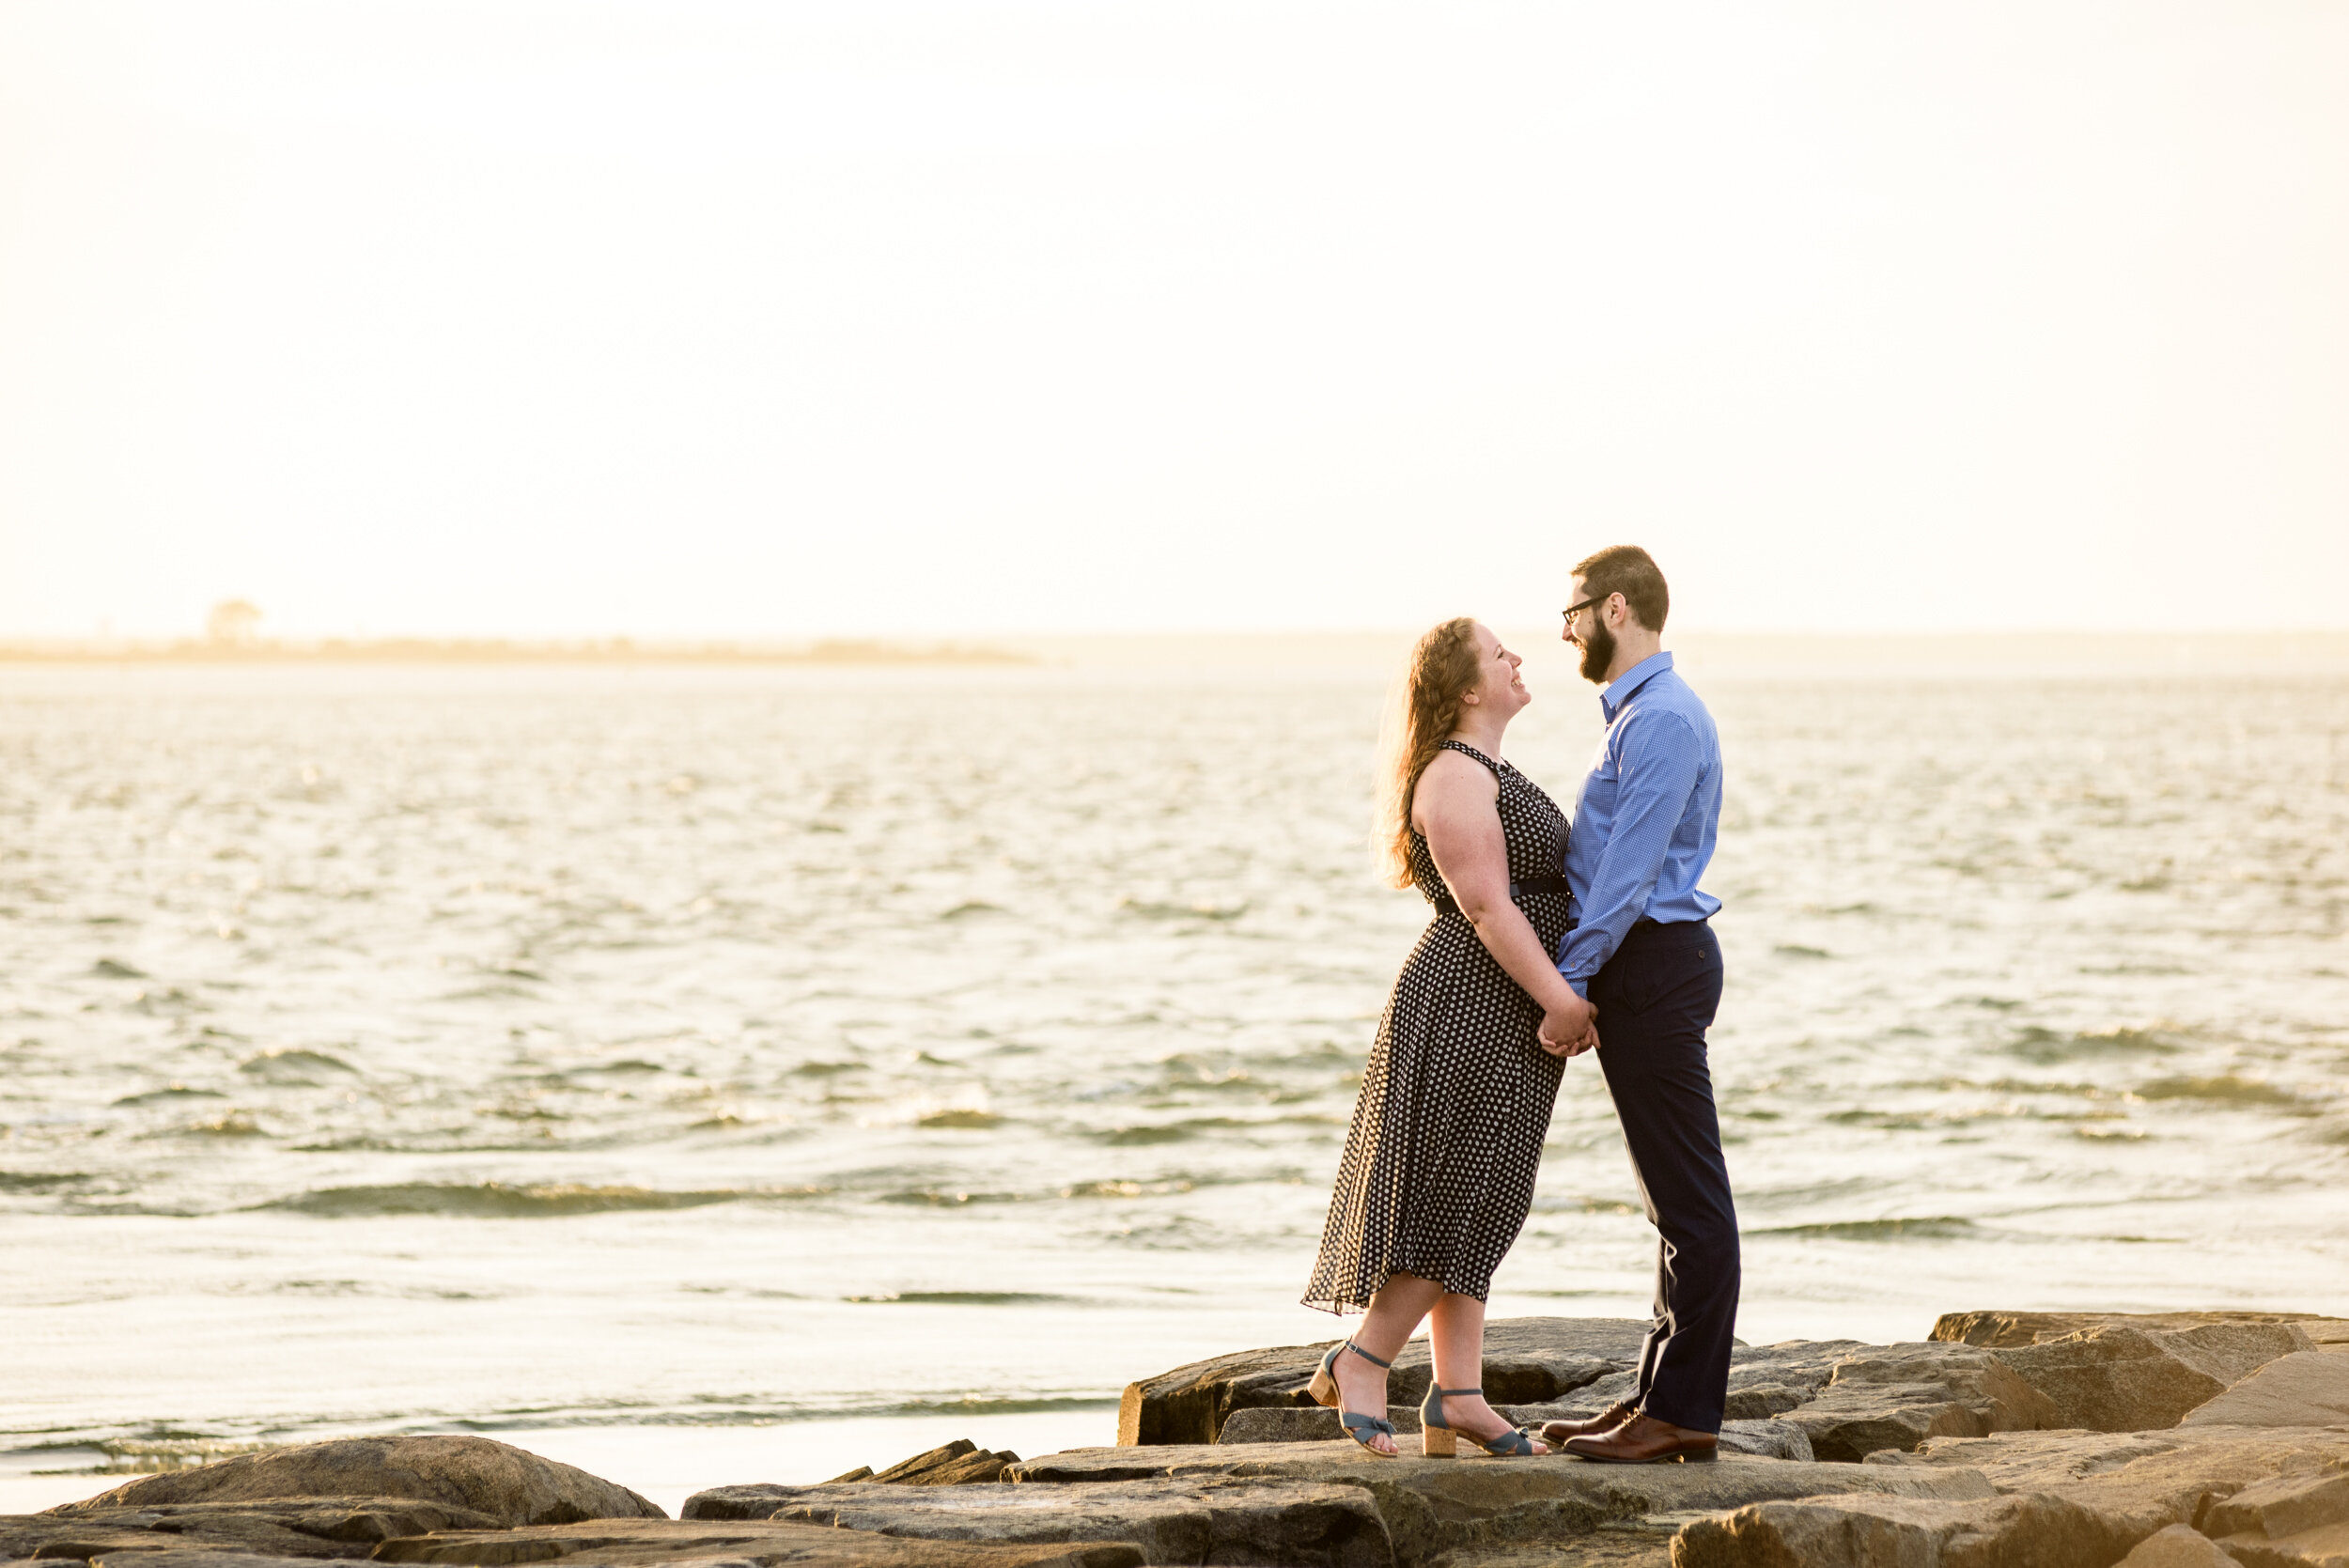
xmin=1538 ymin=995 xmax=1597 ymax=1058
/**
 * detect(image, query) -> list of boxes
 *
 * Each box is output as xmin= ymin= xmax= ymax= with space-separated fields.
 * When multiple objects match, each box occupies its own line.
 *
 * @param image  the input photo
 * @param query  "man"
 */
xmin=1535 ymin=544 xmax=1736 ymax=1466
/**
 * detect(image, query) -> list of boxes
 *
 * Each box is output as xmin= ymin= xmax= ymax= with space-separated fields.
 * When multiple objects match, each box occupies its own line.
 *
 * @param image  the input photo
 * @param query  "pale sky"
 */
xmin=2 ymin=1 xmax=2344 ymax=640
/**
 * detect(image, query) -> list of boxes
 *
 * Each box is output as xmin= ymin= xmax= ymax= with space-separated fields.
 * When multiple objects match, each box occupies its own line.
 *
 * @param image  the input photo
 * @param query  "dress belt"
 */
xmin=1428 ymin=873 xmax=1572 ymax=921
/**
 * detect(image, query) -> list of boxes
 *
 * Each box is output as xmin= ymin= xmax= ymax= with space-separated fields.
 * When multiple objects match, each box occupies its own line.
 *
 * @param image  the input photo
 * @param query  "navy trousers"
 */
xmin=1589 ymin=917 xmax=1739 ymax=1434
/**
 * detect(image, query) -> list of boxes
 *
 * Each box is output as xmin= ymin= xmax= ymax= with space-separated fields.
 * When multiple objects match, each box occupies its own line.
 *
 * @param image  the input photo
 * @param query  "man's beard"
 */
xmin=1577 ymin=621 xmax=1616 ymax=683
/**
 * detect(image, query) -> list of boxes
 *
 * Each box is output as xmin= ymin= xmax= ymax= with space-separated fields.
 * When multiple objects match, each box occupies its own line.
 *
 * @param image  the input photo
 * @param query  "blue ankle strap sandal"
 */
xmin=1305 ymin=1340 xmax=1398 ymax=1458
xmin=1421 ymin=1383 xmax=1543 ymax=1457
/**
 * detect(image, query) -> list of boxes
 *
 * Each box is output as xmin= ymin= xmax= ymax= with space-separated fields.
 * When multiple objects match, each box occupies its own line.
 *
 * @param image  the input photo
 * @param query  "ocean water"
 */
xmin=4 ymin=658 xmax=2346 ymax=1506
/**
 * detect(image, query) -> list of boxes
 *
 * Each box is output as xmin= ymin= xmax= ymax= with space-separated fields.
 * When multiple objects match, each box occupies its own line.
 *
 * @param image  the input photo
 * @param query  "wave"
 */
xmin=137 ymin=1111 xmax=267 ymax=1139
xmin=2006 ymin=1026 xmax=2183 ymax=1064
xmin=842 ymin=1291 xmax=1081 ymax=1306
xmin=916 ymin=1110 xmax=1003 ymax=1129
xmin=427 ymin=1394 xmax=1124 ymax=1431
xmin=1748 ymin=1216 xmax=1983 ymax=1241
xmin=879 ymin=1188 xmax=1022 ymax=1207
xmin=1117 ymin=897 xmax=1249 ymax=923
xmin=254 ymin=1182 xmax=827 ymax=1218
xmin=2133 ymin=1075 xmax=2297 ymax=1106
xmin=0 ymin=1171 xmax=88 ymax=1191
xmin=239 ymin=1049 xmax=359 ymax=1084
xmin=112 ymin=1086 xmax=227 ymax=1107
xmin=1092 ymin=1113 xmax=1346 ymax=1146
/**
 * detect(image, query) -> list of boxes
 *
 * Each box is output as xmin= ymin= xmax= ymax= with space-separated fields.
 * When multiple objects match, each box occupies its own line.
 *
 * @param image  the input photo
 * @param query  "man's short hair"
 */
xmin=1572 ymin=545 xmax=1669 ymax=632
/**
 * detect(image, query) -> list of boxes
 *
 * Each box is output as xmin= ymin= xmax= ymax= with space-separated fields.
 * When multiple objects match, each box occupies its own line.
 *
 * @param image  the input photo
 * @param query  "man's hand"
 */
xmin=1539 ymin=993 xmax=1597 ymax=1059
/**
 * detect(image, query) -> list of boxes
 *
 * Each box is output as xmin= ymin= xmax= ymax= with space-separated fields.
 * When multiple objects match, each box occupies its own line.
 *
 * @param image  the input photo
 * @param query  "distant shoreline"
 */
xmin=6 ymin=629 xmax=2348 ymax=675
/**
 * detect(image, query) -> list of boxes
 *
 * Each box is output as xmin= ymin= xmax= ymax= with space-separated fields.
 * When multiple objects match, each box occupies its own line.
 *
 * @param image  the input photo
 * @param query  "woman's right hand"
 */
xmin=1539 ymin=992 xmax=1597 ymax=1058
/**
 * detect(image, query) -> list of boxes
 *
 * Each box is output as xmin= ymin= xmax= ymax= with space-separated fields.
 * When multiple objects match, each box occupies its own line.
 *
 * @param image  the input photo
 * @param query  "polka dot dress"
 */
xmin=1304 ymin=740 xmax=1574 ymax=1312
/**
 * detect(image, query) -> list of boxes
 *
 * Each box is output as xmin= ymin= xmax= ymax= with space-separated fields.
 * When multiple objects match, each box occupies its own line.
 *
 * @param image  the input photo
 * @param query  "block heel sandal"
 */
xmin=1307 ymin=1340 xmax=1399 ymax=1458
xmin=1421 ymin=1383 xmax=1544 ymax=1458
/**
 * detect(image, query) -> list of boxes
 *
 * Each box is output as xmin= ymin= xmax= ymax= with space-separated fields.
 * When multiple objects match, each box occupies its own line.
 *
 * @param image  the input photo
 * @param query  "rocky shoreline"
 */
xmin=10 ymin=1309 xmax=2349 ymax=1567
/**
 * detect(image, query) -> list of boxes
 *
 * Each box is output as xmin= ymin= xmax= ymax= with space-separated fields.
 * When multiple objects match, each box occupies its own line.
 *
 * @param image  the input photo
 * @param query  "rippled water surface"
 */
xmin=4 ymin=660 xmax=2346 ymax=1477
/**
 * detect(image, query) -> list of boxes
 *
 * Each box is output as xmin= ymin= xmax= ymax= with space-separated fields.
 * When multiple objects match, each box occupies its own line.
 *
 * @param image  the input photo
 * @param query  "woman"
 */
xmin=1301 ymin=617 xmax=1595 ymax=1458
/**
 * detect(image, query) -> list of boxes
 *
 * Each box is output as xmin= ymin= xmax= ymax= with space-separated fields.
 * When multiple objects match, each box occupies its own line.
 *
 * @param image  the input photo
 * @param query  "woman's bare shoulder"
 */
xmin=1416 ymin=747 xmax=1501 ymax=805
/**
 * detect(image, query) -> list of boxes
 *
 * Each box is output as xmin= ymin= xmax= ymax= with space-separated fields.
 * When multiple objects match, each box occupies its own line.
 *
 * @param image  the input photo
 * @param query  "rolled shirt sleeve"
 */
xmin=1557 ymin=709 xmax=1705 ymax=996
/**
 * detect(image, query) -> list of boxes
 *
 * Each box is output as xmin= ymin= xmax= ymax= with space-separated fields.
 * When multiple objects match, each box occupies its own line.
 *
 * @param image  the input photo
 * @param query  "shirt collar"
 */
xmin=1599 ymin=649 xmax=1674 ymax=722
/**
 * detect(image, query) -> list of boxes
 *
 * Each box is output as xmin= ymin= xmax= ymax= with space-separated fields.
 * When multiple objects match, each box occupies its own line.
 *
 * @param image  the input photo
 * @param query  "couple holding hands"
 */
xmin=1302 ymin=545 xmax=1737 ymax=1467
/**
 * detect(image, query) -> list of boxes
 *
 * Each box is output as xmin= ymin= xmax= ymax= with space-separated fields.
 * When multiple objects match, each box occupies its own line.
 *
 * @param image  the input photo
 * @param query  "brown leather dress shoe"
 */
xmin=1563 ymin=1412 xmax=1719 ymax=1464
xmin=1532 ymin=1400 xmax=1637 ymax=1445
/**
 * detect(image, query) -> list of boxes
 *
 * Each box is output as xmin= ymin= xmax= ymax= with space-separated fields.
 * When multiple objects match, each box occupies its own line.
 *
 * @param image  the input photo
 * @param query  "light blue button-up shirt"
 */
xmin=1557 ymin=650 xmax=1722 ymax=997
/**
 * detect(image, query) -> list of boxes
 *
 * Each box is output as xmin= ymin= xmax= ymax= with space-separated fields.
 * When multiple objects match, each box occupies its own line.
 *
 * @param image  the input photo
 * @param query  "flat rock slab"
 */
xmin=1933 ymin=1311 xmax=2349 ymax=1355
xmin=1868 ymin=1425 xmax=2349 ymax=1559
xmin=1118 ymin=1318 xmax=1653 ymax=1446
xmin=2217 ymin=1518 xmax=2349 ymax=1566
xmin=52 ymin=1438 xmax=661 ymax=1528
xmin=1424 ymin=1525 xmax=1674 ymax=1568
xmin=2182 ymin=1352 xmax=2349 ymax=1429
xmin=6 ymin=1514 xmax=355 ymax=1562
xmin=89 ymin=1555 xmax=352 ymax=1568
xmin=370 ymin=1519 xmax=1141 ymax=1568
xmin=0 ymin=1498 xmax=506 ymax=1563
xmin=1007 ymin=1443 xmax=1991 ymax=1563
xmin=682 ymin=1478 xmax=1391 ymax=1568
xmin=1672 ymin=1490 xmax=2143 ymax=1568
xmin=1882 ymin=1424 xmax=2349 ymax=1493
xmin=1214 ymin=1407 xmax=1811 ymax=1462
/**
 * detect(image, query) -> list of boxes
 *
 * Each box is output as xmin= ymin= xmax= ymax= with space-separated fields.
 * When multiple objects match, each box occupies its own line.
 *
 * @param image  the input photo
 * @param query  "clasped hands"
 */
xmin=1538 ymin=990 xmax=1599 ymax=1059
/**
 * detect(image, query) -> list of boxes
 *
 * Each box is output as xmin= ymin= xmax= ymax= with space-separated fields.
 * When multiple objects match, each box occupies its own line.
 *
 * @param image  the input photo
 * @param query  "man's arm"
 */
xmin=1557 ymin=709 xmax=1704 ymax=996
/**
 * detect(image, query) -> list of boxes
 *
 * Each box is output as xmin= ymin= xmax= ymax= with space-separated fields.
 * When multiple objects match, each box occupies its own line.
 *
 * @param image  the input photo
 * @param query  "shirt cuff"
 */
xmin=1565 ymin=974 xmax=1589 ymax=1000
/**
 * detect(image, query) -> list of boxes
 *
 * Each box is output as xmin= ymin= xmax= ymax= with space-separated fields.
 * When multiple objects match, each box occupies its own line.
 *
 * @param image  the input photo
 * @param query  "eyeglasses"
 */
xmin=1563 ymin=594 xmax=1613 ymax=622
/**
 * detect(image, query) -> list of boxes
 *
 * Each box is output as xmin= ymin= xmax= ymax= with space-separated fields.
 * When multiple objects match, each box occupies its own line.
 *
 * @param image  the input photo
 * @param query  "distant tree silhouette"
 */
xmin=207 ymin=599 xmax=263 ymax=645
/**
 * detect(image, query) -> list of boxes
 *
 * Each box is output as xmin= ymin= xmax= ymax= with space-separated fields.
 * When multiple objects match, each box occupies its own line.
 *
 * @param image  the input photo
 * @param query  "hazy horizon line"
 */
xmin=7 ymin=627 xmax=2349 ymax=676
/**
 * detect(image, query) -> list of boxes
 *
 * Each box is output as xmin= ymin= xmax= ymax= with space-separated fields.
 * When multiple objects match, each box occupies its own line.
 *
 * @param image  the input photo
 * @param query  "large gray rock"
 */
xmin=1116 ymin=1318 xmax=1650 ymax=1445
xmin=51 ymin=1437 xmax=662 ymax=1528
xmin=1995 ymin=1327 xmax=2228 ymax=1432
xmin=2116 ymin=1524 xmax=2237 ymax=1567
xmin=1931 ymin=1311 xmax=2349 ymax=1355
xmin=1768 ymin=1343 xmax=2058 ymax=1462
xmin=2181 ymin=1352 xmax=2349 ymax=1429
xmin=1716 ymin=1421 xmax=1814 ymax=1463
xmin=1006 ymin=1442 xmax=1991 ymax=1565
xmin=1672 ymin=1491 xmax=2142 ymax=1568
xmin=683 ymin=1478 xmax=1391 ymax=1568
xmin=370 ymin=1517 xmax=1143 ymax=1567
xmin=2148 ymin=1321 xmax=2320 ymax=1387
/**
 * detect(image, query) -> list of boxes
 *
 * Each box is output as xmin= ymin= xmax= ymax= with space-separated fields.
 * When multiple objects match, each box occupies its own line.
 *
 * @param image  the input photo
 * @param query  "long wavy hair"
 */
xmin=1372 ymin=616 xmax=1484 ymax=889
